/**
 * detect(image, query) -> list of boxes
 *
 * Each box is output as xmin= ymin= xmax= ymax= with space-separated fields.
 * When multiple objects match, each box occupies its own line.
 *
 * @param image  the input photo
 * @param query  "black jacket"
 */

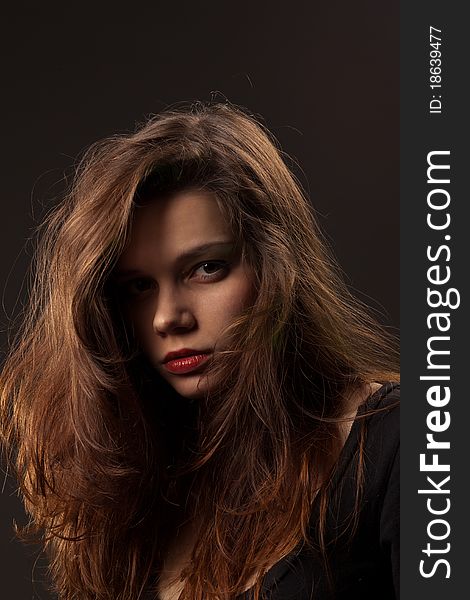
xmin=240 ymin=381 xmax=400 ymax=600
xmin=152 ymin=382 xmax=400 ymax=600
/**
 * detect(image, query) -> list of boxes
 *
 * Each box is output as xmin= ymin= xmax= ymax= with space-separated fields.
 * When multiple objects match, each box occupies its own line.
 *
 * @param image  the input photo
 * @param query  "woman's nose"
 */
xmin=152 ymin=288 xmax=196 ymax=336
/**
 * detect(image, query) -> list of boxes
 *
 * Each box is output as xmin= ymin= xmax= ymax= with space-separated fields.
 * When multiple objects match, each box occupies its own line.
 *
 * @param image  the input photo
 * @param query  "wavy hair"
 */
xmin=1 ymin=101 xmax=398 ymax=600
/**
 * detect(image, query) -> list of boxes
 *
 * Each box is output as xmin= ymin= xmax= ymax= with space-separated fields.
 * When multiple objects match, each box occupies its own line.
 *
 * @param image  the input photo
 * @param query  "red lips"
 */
xmin=162 ymin=348 xmax=211 ymax=375
xmin=162 ymin=348 xmax=210 ymax=363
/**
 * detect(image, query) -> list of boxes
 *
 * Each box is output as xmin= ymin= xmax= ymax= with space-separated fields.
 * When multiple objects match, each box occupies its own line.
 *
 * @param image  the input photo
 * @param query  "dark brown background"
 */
xmin=0 ymin=2 xmax=398 ymax=597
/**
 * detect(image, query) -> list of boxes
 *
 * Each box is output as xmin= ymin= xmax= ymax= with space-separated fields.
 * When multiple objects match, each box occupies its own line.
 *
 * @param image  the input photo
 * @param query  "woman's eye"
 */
xmin=191 ymin=261 xmax=229 ymax=281
xmin=121 ymin=278 xmax=155 ymax=297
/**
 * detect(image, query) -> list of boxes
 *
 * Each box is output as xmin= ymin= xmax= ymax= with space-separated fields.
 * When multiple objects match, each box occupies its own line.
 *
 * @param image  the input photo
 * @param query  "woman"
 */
xmin=0 ymin=101 xmax=399 ymax=600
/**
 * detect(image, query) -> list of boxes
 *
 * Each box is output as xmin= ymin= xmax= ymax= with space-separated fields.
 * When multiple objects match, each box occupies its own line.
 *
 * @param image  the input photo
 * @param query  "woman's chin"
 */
xmin=163 ymin=373 xmax=211 ymax=400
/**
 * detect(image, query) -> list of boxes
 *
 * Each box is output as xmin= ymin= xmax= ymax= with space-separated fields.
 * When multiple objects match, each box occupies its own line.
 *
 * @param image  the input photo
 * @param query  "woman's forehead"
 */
xmin=117 ymin=191 xmax=235 ymax=268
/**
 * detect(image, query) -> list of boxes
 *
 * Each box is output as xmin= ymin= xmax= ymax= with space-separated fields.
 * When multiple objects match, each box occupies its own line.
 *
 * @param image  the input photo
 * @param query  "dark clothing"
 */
xmin=241 ymin=381 xmax=400 ymax=600
xmin=153 ymin=382 xmax=400 ymax=599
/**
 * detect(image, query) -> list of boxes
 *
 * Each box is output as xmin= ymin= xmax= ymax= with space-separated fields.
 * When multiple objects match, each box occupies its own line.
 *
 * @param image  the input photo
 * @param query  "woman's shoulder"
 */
xmin=322 ymin=382 xmax=400 ymax=595
xmin=359 ymin=380 xmax=400 ymax=456
xmin=363 ymin=380 xmax=400 ymax=411
xmin=261 ymin=384 xmax=401 ymax=599
xmin=344 ymin=381 xmax=400 ymax=517
xmin=333 ymin=381 xmax=400 ymax=502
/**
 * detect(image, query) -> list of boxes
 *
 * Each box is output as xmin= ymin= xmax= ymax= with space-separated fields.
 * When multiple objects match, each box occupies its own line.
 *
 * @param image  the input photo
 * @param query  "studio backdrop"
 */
xmin=0 ymin=2 xmax=398 ymax=598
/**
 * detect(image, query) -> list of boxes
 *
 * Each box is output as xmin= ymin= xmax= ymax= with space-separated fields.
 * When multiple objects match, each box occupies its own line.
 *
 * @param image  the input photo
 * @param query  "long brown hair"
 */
xmin=1 ymin=101 xmax=398 ymax=600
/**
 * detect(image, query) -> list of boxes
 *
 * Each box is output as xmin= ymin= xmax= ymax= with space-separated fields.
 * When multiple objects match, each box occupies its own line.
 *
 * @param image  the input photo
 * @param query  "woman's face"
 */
xmin=114 ymin=190 xmax=256 ymax=400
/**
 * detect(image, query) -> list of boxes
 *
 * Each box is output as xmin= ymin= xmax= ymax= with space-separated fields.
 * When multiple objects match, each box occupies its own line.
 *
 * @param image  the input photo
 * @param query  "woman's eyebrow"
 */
xmin=175 ymin=240 xmax=235 ymax=263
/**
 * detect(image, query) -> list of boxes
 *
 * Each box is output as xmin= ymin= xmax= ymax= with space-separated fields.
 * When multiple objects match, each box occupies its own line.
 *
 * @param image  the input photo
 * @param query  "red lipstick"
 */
xmin=162 ymin=348 xmax=211 ymax=375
